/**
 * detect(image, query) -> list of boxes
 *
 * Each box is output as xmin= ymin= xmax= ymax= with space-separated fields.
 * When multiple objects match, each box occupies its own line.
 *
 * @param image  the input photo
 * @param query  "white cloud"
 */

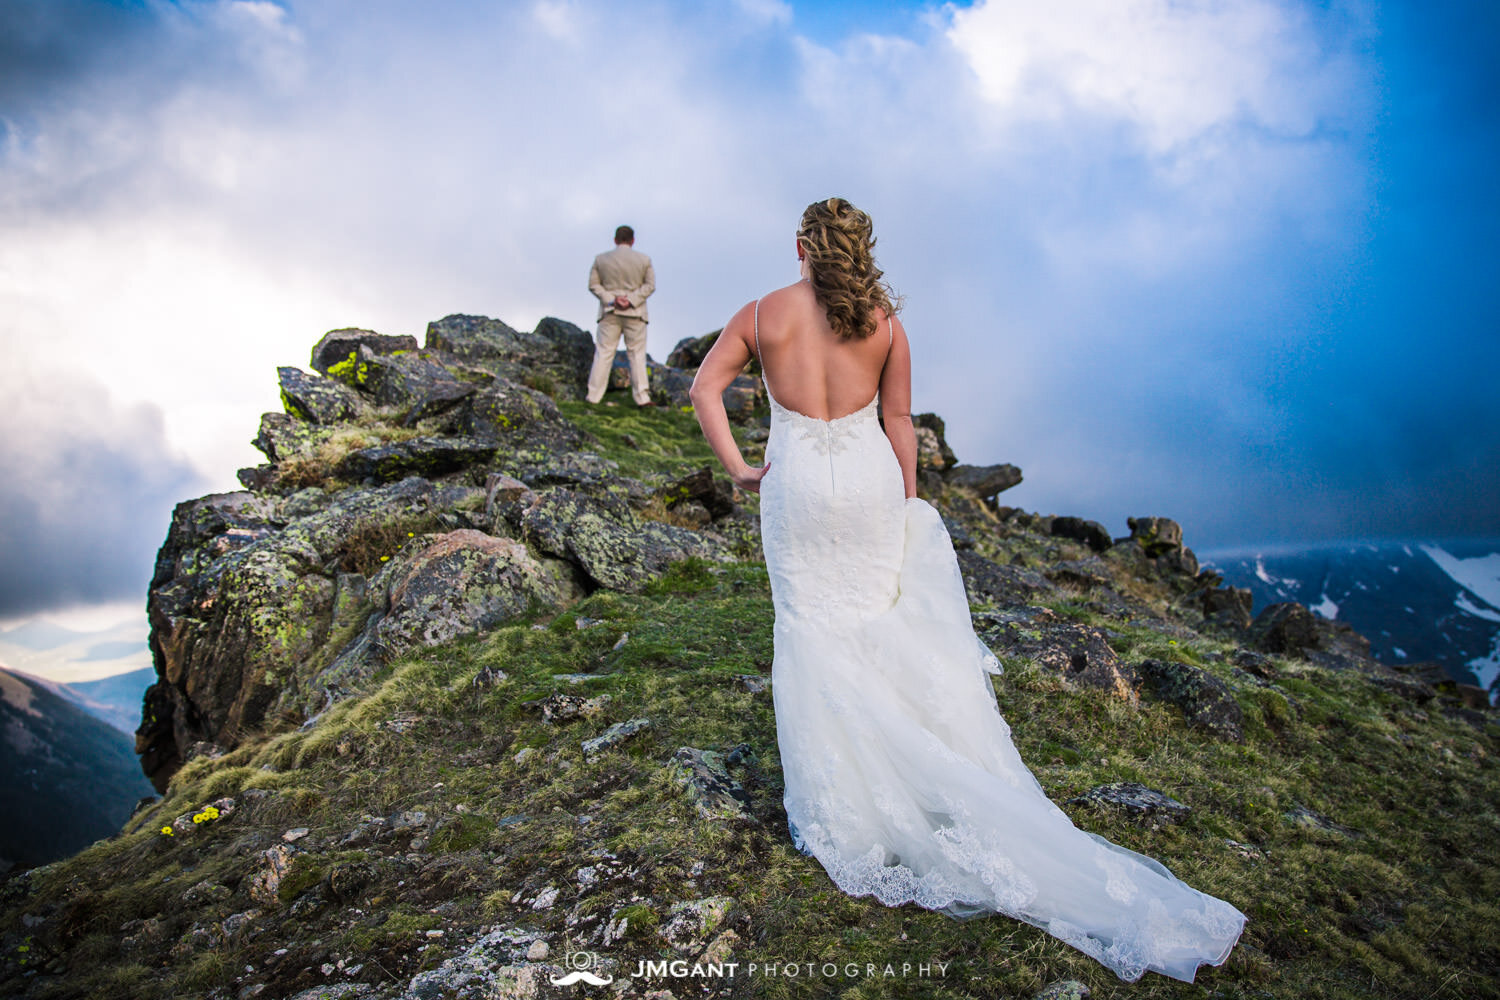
xmin=0 ymin=364 xmax=205 ymax=616
xmin=948 ymin=0 xmax=1360 ymax=156
xmin=532 ymin=0 xmax=586 ymax=43
xmin=0 ymin=0 xmax=1383 ymax=561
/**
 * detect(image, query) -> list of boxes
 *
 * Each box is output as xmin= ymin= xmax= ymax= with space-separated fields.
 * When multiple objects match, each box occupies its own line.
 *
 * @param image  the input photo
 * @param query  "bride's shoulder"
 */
xmin=758 ymin=281 xmax=818 ymax=320
xmin=765 ymin=279 xmax=815 ymax=301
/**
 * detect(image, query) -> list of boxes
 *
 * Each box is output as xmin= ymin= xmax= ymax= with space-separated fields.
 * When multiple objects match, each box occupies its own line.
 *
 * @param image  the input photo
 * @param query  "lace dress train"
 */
xmin=756 ymin=319 xmax=1245 ymax=982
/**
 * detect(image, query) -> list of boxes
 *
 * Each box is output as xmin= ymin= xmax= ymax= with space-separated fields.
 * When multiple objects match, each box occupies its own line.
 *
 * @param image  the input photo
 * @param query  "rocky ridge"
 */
xmin=1 ymin=314 xmax=1496 ymax=1000
xmin=136 ymin=315 xmax=1034 ymax=794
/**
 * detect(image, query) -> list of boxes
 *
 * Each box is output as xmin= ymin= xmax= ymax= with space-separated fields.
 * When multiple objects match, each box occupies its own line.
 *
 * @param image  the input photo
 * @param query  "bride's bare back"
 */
xmin=691 ymin=276 xmax=918 ymax=498
xmin=753 ymin=280 xmax=897 ymax=421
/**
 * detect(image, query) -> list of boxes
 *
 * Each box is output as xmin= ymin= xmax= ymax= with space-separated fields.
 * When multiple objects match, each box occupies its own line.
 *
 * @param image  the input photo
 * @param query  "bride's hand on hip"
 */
xmin=732 ymin=461 xmax=770 ymax=494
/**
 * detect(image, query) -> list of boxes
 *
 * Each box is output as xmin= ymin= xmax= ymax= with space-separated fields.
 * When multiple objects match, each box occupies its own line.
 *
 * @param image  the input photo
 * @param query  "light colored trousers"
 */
xmin=586 ymin=313 xmax=651 ymax=405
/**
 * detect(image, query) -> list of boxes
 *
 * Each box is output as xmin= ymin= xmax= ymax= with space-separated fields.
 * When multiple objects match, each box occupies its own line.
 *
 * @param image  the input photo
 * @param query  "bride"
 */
xmin=688 ymin=197 xmax=1245 ymax=983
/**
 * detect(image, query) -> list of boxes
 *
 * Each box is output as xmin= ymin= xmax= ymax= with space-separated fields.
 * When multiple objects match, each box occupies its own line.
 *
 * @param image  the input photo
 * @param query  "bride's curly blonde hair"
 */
xmin=797 ymin=197 xmax=899 ymax=341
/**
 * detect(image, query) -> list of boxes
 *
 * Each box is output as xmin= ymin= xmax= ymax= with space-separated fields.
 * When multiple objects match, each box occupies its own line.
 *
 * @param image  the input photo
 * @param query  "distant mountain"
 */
xmin=59 ymin=668 xmax=156 ymax=735
xmin=1205 ymin=539 xmax=1500 ymax=698
xmin=0 ymin=666 xmax=155 ymax=873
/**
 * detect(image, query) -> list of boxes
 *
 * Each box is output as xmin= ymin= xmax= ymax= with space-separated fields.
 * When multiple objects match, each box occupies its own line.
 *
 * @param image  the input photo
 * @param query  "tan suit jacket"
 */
xmin=589 ymin=244 xmax=655 ymax=322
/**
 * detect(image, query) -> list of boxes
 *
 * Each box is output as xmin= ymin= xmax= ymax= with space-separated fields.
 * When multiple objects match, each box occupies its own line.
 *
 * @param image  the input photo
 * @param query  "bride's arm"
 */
xmin=880 ymin=315 xmax=918 ymax=499
xmin=689 ymin=303 xmax=769 ymax=493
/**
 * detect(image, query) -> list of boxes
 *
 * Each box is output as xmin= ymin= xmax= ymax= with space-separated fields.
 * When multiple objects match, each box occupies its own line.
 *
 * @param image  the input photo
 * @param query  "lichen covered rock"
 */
xmin=668 ymin=746 xmax=757 ymax=823
xmin=427 ymin=313 xmax=594 ymax=398
xmin=1136 ymin=657 xmax=1244 ymax=741
xmin=141 ymin=477 xmax=479 ymax=790
xmin=980 ymin=614 xmax=1140 ymax=703
xmin=518 ymin=488 xmax=730 ymax=593
xmin=945 ymin=462 xmax=1023 ymax=498
xmin=1050 ymin=515 xmax=1113 ymax=553
xmin=658 ymin=896 xmax=739 ymax=955
xmin=278 ymin=366 xmax=368 ymax=425
xmin=1065 ymin=782 xmax=1190 ymax=821
xmin=957 ymin=551 xmax=1055 ymax=606
xmin=371 ymin=529 xmax=584 ymax=660
xmin=336 ymin=436 xmax=499 ymax=484
xmin=1127 ymin=515 xmax=1199 ymax=576
xmin=310 ymin=327 xmax=418 ymax=376
xmin=1247 ymin=601 xmax=1322 ymax=655
xmin=460 ymin=376 xmax=588 ymax=456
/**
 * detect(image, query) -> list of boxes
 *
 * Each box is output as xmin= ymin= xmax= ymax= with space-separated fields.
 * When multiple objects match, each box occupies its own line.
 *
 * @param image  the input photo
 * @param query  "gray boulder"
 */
xmin=327 ymin=344 xmax=478 ymax=413
xmin=1197 ymin=584 xmax=1253 ymax=630
xmin=1246 ymin=602 xmax=1321 ymax=656
xmin=336 ymin=436 xmax=498 ymax=484
xmin=459 ymin=376 xmax=588 ymax=455
xmin=665 ymin=330 xmax=723 ymax=370
xmin=371 ymin=529 xmax=583 ymax=661
xmin=979 ymin=615 xmax=1139 ymax=704
xmin=402 ymin=379 xmax=480 ymax=426
xmin=945 ymin=463 xmax=1023 ymax=498
xmin=310 ymin=328 xmax=418 ymax=376
xmin=1050 ymin=516 xmax=1113 ymax=553
xmin=668 ymin=746 xmax=757 ymax=823
xmin=913 ymin=413 xmax=958 ymax=468
xmin=1284 ymin=803 xmax=1358 ymax=839
xmin=957 ymin=551 xmax=1055 ymax=606
xmin=1065 ymin=782 xmax=1190 ymax=821
xmin=721 ymin=374 xmax=763 ymax=422
xmin=658 ymin=896 xmax=739 ymax=954
xmin=650 ymin=365 xmax=762 ymax=422
xmin=531 ymin=316 xmax=596 ymax=373
xmin=582 ymin=718 xmax=653 ymax=760
xmin=252 ymin=411 xmax=323 ymax=464
xmin=1247 ymin=601 xmax=1385 ymax=674
xmin=277 ymin=367 xmax=368 ymax=425
xmin=141 ymin=477 xmax=477 ymax=791
xmin=1127 ymin=516 xmax=1183 ymax=555
xmin=425 ymin=314 xmax=528 ymax=360
xmin=657 ymin=467 xmax=736 ymax=520
xmin=1136 ymin=658 xmax=1244 ymax=741
xmin=608 ymin=351 xmax=658 ymax=390
xmin=426 ymin=313 xmax=594 ymax=398
xmin=514 ymin=451 xmax=622 ymax=491
xmin=518 ymin=488 xmax=730 ymax=593
xmin=1126 ymin=516 xmax=1199 ymax=577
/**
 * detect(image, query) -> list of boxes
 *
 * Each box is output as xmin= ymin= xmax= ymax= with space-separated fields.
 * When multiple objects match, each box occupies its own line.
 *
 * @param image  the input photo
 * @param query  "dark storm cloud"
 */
xmin=0 ymin=369 xmax=206 ymax=616
xmin=0 ymin=1 xmax=154 ymax=105
xmin=934 ymin=0 xmax=1500 ymax=551
xmin=0 ymin=0 xmax=1493 ymax=569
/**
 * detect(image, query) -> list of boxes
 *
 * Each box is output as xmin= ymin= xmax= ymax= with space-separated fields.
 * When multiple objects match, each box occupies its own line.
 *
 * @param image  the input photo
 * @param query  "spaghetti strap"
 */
xmin=753 ymin=299 xmax=762 ymax=359
xmin=754 ymin=299 xmax=775 ymax=402
xmin=888 ymin=313 xmax=894 ymax=348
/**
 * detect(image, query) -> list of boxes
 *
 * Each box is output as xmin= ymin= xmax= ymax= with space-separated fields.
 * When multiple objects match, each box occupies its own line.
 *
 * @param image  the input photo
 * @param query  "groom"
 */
xmin=586 ymin=225 xmax=656 ymax=406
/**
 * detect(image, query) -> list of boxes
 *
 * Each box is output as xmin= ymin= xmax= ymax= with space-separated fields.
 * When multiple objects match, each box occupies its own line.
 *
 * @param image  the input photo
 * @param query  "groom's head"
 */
xmin=614 ymin=225 xmax=635 ymax=246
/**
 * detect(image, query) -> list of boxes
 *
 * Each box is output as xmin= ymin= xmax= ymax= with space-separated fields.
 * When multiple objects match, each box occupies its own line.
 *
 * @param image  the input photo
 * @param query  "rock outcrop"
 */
xmin=12 ymin=306 xmax=1498 ymax=1000
xmin=142 ymin=316 xmax=753 ymax=791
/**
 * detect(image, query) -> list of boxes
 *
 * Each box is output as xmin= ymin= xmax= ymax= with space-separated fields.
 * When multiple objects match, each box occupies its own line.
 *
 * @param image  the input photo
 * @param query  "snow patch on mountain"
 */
xmin=1456 ymin=592 xmax=1500 ymax=625
xmin=1254 ymin=558 xmax=1277 ymax=585
xmin=1311 ymin=593 xmax=1339 ymax=619
xmin=1469 ymin=635 xmax=1500 ymax=698
xmin=1422 ymin=546 xmax=1500 ymax=612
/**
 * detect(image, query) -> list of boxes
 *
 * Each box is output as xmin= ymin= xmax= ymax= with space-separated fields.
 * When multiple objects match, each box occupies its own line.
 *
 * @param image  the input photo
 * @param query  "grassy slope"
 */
xmin=2 ymin=390 xmax=1498 ymax=999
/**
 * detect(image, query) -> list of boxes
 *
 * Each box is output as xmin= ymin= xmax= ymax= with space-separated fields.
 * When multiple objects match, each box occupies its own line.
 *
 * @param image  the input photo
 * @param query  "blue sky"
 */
xmin=0 ymin=0 xmax=1496 ymax=628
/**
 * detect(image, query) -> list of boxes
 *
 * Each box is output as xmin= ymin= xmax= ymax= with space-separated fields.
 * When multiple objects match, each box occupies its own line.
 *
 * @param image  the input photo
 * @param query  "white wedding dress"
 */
xmin=755 ymin=306 xmax=1245 ymax=983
